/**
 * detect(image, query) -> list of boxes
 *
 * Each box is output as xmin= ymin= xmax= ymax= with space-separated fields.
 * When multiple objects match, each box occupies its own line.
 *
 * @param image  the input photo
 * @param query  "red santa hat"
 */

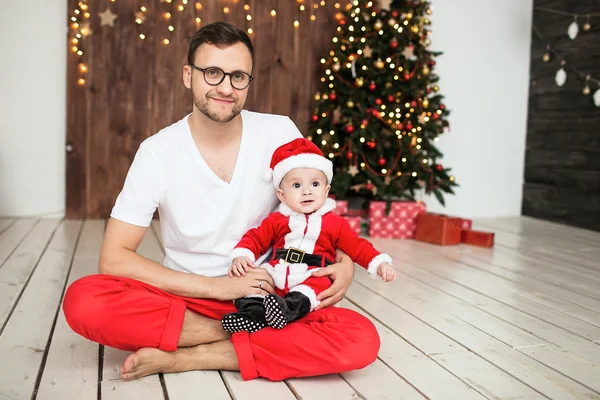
xmin=265 ymin=138 xmax=333 ymax=188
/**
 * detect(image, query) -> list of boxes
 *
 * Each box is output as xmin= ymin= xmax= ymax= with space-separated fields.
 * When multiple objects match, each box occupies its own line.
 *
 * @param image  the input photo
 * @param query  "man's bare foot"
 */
xmin=119 ymin=340 xmax=239 ymax=381
xmin=120 ymin=348 xmax=177 ymax=381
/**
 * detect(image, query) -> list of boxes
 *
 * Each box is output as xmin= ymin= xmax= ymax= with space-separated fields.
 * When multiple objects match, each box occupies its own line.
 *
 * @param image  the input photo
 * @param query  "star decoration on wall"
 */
xmin=362 ymin=45 xmax=373 ymax=58
xmin=99 ymin=8 xmax=118 ymax=27
xmin=348 ymin=165 xmax=359 ymax=176
xmin=417 ymin=113 xmax=426 ymax=124
xmin=80 ymin=22 xmax=93 ymax=37
xmin=135 ymin=11 xmax=146 ymax=23
xmin=378 ymin=0 xmax=393 ymax=10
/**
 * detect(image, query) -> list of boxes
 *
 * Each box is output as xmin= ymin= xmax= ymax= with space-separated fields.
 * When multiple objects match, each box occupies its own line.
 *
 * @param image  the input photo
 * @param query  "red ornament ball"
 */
xmin=427 ymin=88 xmax=432 ymax=93
xmin=406 ymin=123 xmax=413 ymax=130
xmin=346 ymin=124 xmax=355 ymax=133
xmin=410 ymin=101 xmax=417 ymax=107
xmin=369 ymin=82 xmax=377 ymax=91
xmin=346 ymin=152 xmax=353 ymax=159
xmin=390 ymin=39 xmax=398 ymax=49
xmin=440 ymin=103 xmax=446 ymax=110
xmin=311 ymin=114 xmax=319 ymax=122
xmin=361 ymin=119 xmax=368 ymax=126
xmin=378 ymin=158 xmax=386 ymax=166
xmin=430 ymin=60 xmax=436 ymax=66
xmin=367 ymin=141 xmax=376 ymax=149
xmin=372 ymin=109 xmax=380 ymax=117
xmin=365 ymin=183 xmax=374 ymax=191
xmin=432 ymin=113 xmax=440 ymax=120
xmin=340 ymin=19 xmax=346 ymax=25
xmin=436 ymin=164 xmax=443 ymax=171
xmin=396 ymin=122 xmax=404 ymax=130
xmin=391 ymin=10 xmax=398 ymax=17
xmin=375 ymin=98 xmax=382 ymax=105
xmin=404 ymin=74 xmax=411 ymax=81
xmin=329 ymin=93 xmax=337 ymax=101
xmin=387 ymin=95 xmax=395 ymax=102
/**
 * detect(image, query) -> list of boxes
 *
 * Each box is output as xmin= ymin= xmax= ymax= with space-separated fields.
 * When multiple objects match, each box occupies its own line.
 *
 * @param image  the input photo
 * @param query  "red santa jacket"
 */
xmin=231 ymin=198 xmax=392 ymax=290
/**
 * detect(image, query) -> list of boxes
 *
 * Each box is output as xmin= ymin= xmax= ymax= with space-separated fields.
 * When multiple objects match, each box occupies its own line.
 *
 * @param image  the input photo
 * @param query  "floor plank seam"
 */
xmin=374 ymin=356 xmax=434 ymax=400
xmin=0 ymin=218 xmax=17 ymax=236
xmin=0 ymin=219 xmax=40 ymax=271
xmin=0 ymin=219 xmax=62 ymax=337
xmin=159 ymin=373 xmax=170 ymax=400
xmin=98 ymin=345 xmax=104 ymax=400
xmin=345 ymin=294 xmax=491 ymax=399
xmin=511 ymin=344 xmax=548 ymax=350
xmin=30 ymin=220 xmax=84 ymax=400
xmin=337 ymin=373 xmax=367 ymax=400
xmin=218 ymin=370 xmax=236 ymax=400
xmin=396 ymin=265 xmax=600 ymax=343
xmin=515 ymin=348 xmax=600 ymax=396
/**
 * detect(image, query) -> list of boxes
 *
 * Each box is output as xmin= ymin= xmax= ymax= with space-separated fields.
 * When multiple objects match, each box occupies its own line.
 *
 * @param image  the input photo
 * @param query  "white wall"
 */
xmin=423 ymin=0 xmax=533 ymax=218
xmin=0 ymin=0 xmax=531 ymax=219
xmin=0 ymin=0 xmax=66 ymax=217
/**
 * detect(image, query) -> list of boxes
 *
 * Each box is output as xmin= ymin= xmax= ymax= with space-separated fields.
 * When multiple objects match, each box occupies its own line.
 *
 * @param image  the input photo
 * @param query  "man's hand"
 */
xmin=212 ymin=268 xmax=275 ymax=301
xmin=311 ymin=251 xmax=354 ymax=310
xmin=229 ymin=256 xmax=255 ymax=277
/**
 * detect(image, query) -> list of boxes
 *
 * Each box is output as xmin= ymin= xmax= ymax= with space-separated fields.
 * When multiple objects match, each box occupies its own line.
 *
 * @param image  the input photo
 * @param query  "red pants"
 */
xmin=62 ymin=274 xmax=380 ymax=381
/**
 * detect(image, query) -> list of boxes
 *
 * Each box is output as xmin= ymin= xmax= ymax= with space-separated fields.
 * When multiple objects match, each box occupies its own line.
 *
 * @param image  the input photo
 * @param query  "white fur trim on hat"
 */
xmin=367 ymin=253 xmax=393 ymax=276
xmin=272 ymin=153 xmax=333 ymax=188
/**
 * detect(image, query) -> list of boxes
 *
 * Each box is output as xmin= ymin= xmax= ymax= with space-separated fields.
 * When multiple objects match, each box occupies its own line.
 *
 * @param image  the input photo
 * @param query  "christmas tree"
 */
xmin=307 ymin=0 xmax=457 ymax=205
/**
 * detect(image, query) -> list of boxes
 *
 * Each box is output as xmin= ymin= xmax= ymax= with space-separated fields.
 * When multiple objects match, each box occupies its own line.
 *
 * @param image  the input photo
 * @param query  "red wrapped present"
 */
xmin=344 ymin=216 xmax=362 ymax=236
xmin=461 ymin=230 xmax=494 ymax=248
xmin=414 ymin=213 xmax=462 ymax=245
xmin=459 ymin=219 xmax=472 ymax=230
xmin=333 ymin=200 xmax=348 ymax=216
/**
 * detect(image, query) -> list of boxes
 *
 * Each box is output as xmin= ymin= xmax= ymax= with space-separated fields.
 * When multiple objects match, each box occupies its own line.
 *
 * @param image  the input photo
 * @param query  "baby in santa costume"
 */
xmin=221 ymin=138 xmax=396 ymax=333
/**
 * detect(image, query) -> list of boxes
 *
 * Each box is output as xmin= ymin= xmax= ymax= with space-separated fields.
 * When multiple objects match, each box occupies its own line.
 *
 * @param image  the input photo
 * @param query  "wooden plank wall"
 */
xmin=66 ymin=0 xmax=345 ymax=218
xmin=524 ymin=0 xmax=600 ymax=232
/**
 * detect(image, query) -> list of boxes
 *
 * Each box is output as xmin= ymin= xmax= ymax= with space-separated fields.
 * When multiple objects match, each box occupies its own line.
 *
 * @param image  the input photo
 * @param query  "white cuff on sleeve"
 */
xmin=367 ymin=253 xmax=393 ymax=276
xmin=231 ymin=248 xmax=256 ymax=263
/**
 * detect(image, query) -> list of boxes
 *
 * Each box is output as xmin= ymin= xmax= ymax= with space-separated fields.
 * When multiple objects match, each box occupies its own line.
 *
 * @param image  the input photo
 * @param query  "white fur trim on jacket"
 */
xmin=230 ymin=247 xmax=256 ymax=263
xmin=290 ymin=284 xmax=320 ymax=310
xmin=272 ymin=153 xmax=333 ymax=188
xmin=367 ymin=253 xmax=393 ymax=276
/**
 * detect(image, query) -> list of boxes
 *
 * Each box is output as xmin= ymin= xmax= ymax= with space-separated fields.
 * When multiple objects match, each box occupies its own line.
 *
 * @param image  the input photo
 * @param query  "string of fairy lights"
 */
xmin=69 ymin=0 xmax=340 ymax=86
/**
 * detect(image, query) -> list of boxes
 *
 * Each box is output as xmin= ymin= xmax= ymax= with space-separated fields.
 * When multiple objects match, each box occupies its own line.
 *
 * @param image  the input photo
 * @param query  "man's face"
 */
xmin=184 ymin=42 xmax=252 ymax=123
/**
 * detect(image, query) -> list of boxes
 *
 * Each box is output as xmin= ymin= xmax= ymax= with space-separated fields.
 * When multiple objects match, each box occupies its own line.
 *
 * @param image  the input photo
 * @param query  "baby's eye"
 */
xmin=293 ymin=183 xmax=301 ymax=189
xmin=312 ymin=182 xmax=320 ymax=187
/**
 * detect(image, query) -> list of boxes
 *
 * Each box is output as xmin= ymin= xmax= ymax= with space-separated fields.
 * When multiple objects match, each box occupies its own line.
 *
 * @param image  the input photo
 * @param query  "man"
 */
xmin=63 ymin=21 xmax=379 ymax=382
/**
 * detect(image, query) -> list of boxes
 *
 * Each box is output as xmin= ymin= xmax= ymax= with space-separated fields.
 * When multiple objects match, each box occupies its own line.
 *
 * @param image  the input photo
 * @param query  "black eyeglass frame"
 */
xmin=189 ymin=64 xmax=254 ymax=90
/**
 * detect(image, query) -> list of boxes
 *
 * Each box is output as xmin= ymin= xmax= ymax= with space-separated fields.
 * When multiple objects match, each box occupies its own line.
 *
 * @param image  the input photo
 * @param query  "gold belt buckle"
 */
xmin=285 ymin=247 xmax=305 ymax=263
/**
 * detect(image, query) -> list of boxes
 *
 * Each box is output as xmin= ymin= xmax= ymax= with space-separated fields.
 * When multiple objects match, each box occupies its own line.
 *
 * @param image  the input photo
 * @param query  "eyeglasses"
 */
xmin=189 ymin=64 xmax=254 ymax=90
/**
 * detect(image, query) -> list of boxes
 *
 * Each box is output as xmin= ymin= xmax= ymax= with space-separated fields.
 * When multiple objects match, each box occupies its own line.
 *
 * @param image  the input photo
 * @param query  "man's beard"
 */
xmin=192 ymin=87 xmax=243 ymax=123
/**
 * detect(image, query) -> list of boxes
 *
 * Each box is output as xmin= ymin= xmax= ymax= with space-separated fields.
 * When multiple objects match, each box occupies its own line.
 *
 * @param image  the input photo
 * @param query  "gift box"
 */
xmin=368 ymin=201 xmax=426 ymax=239
xmin=461 ymin=230 xmax=495 ymax=248
xmin=346 ymin=209 xmax=366 ymax=218
xmin=343 ymin=216 xmax=362 ymax=236
xmin=414 ymin=213 xmax=462 ymax=245
xmin=333 ymin=200 xmax=348 ymax=216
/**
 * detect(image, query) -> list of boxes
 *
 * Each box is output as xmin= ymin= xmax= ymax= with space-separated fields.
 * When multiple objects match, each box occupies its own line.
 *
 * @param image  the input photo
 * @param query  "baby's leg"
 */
xmin=222 ymin=297 xmax=267 ymax=333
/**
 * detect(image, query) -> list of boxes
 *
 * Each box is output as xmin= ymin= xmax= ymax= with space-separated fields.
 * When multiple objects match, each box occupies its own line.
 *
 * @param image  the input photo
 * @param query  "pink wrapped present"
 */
xmin=460 ymin=219 xmax=472 ymax=230
xmin=343 ymin=216 xmax=361 ymax=235
xmin=333 ymin=200 xmax=348 ymax=216
xmin=368 ymin=201 xmax=426 ymax=239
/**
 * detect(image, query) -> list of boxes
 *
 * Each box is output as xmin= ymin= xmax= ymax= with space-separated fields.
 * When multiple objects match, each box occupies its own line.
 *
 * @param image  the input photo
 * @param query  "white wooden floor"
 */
xmin=0 ymin=216 xmax=599 ymax=400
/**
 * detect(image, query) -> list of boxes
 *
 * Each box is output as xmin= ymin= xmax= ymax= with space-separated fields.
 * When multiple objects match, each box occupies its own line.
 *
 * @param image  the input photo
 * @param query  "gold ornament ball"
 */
xmin=422 ymin=98 xmax=429 ymax=108
xmin=411 ymin=25 xmax=419 ymax=33
xmin=314 ymin=92 xmax=321 ymax=101
xmin=333 ymin=63 xmax=341 ymax=72
xmin=583 ymin=22 xmax=592 ymax=31
xmin=385 ymin=82 xmax=393 ymax=88
xmin=375 ymin=58 xmax=385 ymax=69
xmin=542 ymin=52 xmax=550 ymax=62
xmin=433 ymin=85 xmax=439 ymax=92
xmin=388 ymin=18 xmax=397 ymax=26
xmin=406 ymin=12 xmax=413 ymax=20
xmin=347 ymin=100 xmax=355 ymax=108
xmin=374 ymin=20 xmax=383 ymax=30
xmin=355 ymin=78 xmax=364 ymax=87
xmin=583 ymin=86 xmax=591 ymax=95
xmin=322 ymin=93 xmax=329 ymax=100
xmin=422 ymin=65 xmax=430 ymax=75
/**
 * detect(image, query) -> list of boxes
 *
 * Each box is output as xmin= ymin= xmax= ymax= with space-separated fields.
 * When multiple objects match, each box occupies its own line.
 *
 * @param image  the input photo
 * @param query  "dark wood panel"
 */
xmin=524 ymin=0 xmax=600 ymax=231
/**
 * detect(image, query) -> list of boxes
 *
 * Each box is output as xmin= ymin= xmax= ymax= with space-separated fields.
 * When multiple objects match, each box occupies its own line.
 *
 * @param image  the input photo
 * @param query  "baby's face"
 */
xmin=277 ymin=168 xmax=330 ymax=214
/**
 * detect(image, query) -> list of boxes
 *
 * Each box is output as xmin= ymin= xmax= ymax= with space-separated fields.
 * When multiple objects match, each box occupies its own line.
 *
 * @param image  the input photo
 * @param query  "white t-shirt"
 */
xmin=111 ymin=110 xmax=302 ymax=277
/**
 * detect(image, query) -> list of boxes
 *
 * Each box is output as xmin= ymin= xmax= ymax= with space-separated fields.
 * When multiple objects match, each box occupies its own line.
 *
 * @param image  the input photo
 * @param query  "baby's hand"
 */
xmin=229 ymin=257 xmax=255 ymax=277
xmin=377 ymin=262 xmax=396 ymax=282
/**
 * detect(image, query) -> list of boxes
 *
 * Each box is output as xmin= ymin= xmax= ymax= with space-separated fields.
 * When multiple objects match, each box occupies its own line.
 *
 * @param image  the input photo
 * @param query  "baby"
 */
xmin=222 ymin=138 xmax=396 ymax=333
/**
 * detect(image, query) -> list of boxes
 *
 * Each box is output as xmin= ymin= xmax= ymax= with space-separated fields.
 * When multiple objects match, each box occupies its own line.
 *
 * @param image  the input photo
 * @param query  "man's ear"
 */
xmin=276 ymin=188 xmax=285 ymax=203
xmin=183 ymin=65 xmax=192 ymax=89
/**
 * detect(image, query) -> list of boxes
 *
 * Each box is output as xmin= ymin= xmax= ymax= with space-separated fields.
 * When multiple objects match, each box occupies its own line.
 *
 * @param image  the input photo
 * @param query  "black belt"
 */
xmin=273 ymin=248 xmax=335 ymax=267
